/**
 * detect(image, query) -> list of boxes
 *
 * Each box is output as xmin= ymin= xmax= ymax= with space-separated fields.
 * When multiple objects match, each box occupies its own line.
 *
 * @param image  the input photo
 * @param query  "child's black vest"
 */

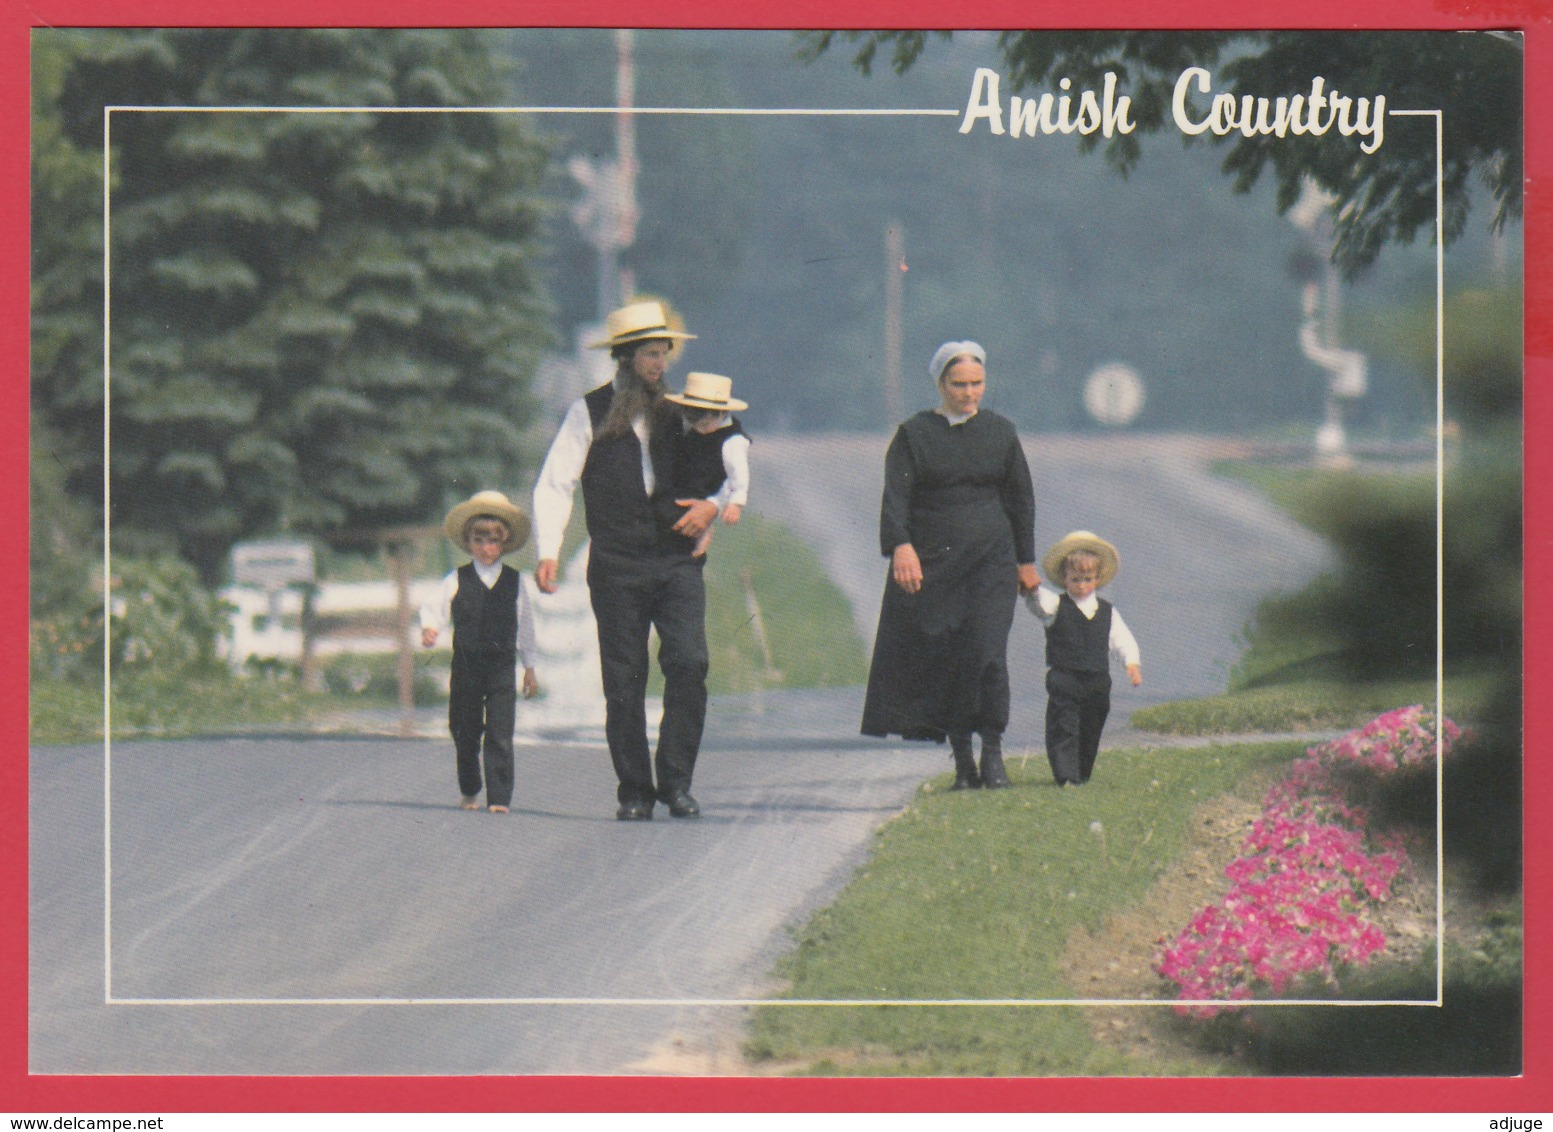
xmin=580 ymin=384 xmax=693 ymax=557
xmin=677 ymin=419 xmax=746 ymax=499
xmin=451 ymin=563 xmax=519 ymax=661
xmin=1046 ymin=594 xmax=1112 ymax=673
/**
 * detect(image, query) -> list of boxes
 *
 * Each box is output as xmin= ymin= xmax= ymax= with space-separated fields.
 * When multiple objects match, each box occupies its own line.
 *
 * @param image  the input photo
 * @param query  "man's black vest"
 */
xmin=677 ymin=419 xmax=746 ymax=499
xmin=1046 ymin=594 xmax=1112 ymax=673
xmin=451 ymin=563 xmax=519 ymax=661
xmin=580 ymin=383 xmax=694 ymax=557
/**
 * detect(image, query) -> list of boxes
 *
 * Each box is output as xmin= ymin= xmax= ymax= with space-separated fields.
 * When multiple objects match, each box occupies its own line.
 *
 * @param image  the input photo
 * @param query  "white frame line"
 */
xmin=100 ymin=100 xmax=1449 ymax=1010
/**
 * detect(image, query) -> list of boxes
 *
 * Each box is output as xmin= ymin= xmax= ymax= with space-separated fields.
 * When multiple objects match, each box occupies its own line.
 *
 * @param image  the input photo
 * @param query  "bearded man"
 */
xmin=532 ymin=300 xmax=722 ymax=821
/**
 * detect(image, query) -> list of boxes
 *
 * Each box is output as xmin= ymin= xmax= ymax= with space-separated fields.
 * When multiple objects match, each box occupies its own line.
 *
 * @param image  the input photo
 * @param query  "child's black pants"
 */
xmin=1044 ymin=667 xmax=1111 ymax=785
xmin=448 ymin=653 xmax=517 ymax=807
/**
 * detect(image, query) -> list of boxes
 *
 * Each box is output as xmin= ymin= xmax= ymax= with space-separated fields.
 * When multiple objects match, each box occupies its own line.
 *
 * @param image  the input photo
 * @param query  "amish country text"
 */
xmin=959 ymin=66 xmax=1388 ymax=154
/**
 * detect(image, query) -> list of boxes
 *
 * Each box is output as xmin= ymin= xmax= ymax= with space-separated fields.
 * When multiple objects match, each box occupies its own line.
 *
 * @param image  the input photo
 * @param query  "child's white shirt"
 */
xmin=720 ymin=431 xmax=751 ymax=507
xmin=419 ymin=561 xmax=537 ymax=669
xmin=1025 ymin=585 xmax=1141 ymax=668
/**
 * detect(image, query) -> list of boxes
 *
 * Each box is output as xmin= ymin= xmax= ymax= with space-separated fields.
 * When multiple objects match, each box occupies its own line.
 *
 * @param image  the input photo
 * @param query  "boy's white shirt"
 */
xmin=419 ymin=561 xmax=538 ymax=670
xmin=1025 ymin=585 xmax=1141 ymax=669
xmin=531 ymin=382 xmax=734 ymax=560
xmin=720 ymin=431 xmax=751 ymax=506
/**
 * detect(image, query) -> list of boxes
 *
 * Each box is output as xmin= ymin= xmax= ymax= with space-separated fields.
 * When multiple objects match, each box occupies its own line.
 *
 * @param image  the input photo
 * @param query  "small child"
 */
xmin=420 ymin=490 xmax=539 ymax=814
xmin=1025 ymin=531 xmax=1142 ymax=787
xmin=665 ymin=372 xmax=751 ymax=554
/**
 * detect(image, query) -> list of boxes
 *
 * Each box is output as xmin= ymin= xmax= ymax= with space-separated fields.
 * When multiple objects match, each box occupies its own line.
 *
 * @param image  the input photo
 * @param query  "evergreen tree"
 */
xmin=37 ymin=29 xmax=552 ymax=581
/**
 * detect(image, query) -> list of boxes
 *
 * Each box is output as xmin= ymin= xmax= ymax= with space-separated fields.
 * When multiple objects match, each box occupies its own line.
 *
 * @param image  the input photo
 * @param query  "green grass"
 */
xmin=30 ymin=669 xmax=335 ymax=745
xmin=1130 ymin=669 xmax=1498 ymax=736
xmin=745 ymin=740 xmax=1304 ymax=1076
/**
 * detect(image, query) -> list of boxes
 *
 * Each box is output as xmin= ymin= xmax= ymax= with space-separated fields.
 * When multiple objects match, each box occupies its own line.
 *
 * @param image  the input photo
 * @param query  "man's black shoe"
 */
xmin=663 ymin=790 xmax=701 ymax=819
xmin=616 ymin=799 xmax=654 ymax=821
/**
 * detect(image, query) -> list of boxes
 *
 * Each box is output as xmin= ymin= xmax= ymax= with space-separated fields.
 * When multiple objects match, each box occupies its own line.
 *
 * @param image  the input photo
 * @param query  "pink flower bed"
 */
xmin=1154 ymin=706 xmax=1461 ymax=1014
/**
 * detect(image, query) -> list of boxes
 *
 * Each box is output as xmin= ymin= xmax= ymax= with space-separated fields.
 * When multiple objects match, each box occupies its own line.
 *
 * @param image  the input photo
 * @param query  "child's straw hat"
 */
xmin=664 ymin=372 xmax=748 ymax=412
xmin=587 ymin=299 xmax=695 ymax=357
xmin=444 ymin=491 xmax=531 ymax=554
xmin=1042 ymin=531 xmax=1120 ymax=586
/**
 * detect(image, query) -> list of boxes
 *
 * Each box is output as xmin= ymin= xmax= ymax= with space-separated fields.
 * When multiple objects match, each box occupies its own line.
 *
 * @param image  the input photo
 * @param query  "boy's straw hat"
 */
xmin=1042 ymin=531 xmax=1119 ymax=587
xmin=663 ymin=372 xmax=748 ymax=412
xmin=443 ymin=491 xmax=531 ymax=554
xmin=587 ymin=299 xmax=695 ymax=355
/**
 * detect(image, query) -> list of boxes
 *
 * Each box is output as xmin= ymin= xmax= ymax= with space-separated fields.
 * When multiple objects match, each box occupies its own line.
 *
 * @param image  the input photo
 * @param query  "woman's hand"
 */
xmin=892 ymin=543 xmax=923 ymax=594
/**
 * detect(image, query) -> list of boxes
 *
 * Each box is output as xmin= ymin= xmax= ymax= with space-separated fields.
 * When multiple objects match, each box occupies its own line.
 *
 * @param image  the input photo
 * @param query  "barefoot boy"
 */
xmin=420 ymin=491 xmax=539 ymax=813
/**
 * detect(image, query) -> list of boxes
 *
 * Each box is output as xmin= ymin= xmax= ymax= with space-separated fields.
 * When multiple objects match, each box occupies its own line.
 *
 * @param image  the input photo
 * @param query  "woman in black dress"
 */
xmin=860 ymin=341 xmax=1038 ymax=789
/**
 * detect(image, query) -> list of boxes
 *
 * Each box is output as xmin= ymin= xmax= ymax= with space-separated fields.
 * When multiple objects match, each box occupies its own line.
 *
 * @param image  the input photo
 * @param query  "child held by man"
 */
xmin=420 ymin=491 xmax=539 ymax=813
xmin=664 ymin=372 xmax=751 ymax=555
xmin=1025 ymin=531 xmax=1142 ymax=787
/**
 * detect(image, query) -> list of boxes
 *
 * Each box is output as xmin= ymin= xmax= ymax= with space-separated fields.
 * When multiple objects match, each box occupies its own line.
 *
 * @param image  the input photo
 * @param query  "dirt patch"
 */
xmin=1057 ymin=780 xmax=1268 ymax=1069
xmin=1058 ymin=768 xmax=1444 ymax=1072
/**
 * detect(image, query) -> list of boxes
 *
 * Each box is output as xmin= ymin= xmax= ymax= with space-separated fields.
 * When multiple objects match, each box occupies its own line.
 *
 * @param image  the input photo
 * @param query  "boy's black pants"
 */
xmin=1044 ymin=667 xmax=1111 ymax=785
xmin=448 ymin=653 xmax=517 ymax=807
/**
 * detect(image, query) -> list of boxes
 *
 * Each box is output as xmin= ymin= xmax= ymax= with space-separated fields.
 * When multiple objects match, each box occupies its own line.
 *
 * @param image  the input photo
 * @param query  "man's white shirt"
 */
xmin=532 ymin=384 xmax=734 ymax=561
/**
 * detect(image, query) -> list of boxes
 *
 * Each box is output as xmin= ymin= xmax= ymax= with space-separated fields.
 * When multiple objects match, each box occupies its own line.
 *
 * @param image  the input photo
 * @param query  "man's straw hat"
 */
xmin=587 ymin=299 xmax=695 ymax=355
xmin=663 ymin=372 xmax=748 ymax=413
xmin=443 ymin=490 xmax=531 ymax=554
xmin=1042 ymin=531 xmax=1120 ymax=587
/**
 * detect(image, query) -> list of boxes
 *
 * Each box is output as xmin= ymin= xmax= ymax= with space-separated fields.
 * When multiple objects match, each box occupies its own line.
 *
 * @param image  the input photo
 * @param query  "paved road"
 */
xmin=30 ymin=433 xmax=1329 ymax=1075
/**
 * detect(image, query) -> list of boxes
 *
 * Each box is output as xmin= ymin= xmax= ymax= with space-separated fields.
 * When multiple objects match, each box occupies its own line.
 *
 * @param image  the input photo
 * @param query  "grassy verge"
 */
xmin=1130 ymin=669 xmax=1497 ymax=735
xmin=745 ymin=740 xmax=1304 ymax=1076
xmin=29 ymin=671 xmax=337 ymax=745
xmin=641 ymin=511 xmax=867 ymax=697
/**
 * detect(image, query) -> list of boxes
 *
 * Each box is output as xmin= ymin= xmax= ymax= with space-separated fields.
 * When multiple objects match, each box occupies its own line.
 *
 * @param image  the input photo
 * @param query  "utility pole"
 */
xmin=569 ymin=29 xmax=640 ymax=320
xmin=884 ymin=222 xmax=905 ymax=426
xmin=614 ymin=28 xmax=638 ymax=307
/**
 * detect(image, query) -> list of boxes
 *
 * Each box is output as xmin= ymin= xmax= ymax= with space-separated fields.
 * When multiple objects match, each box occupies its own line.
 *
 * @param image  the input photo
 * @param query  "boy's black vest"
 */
xmin=580 ymin=384 xmax=695 ymax=557
xmin=1046 ymin=594 xmax=1112 ymax=673
xmin=677 ymin=419 xmax=746 ymax=499
xmin=451 ymin=563 xmax=519 ymax=662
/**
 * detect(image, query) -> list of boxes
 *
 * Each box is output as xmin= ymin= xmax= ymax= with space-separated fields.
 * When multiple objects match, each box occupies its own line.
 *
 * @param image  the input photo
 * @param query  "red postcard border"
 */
xmin=4 ymin=0 xmax=1548 ymax=1113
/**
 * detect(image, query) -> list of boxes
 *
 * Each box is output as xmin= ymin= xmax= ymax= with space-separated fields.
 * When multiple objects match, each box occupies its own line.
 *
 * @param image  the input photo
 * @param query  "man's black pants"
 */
xmin=587 ymin=549 xmax=709 ymax=806
xmin=1044 ymin=667 xmax=1111 ymax=785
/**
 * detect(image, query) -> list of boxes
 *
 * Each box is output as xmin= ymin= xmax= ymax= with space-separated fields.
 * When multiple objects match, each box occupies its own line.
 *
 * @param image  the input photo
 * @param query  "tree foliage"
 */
xmin=800 ymin=30 xmax=1523 ymax=276
xmin=35 ymin=29 xmax=554 ymax=581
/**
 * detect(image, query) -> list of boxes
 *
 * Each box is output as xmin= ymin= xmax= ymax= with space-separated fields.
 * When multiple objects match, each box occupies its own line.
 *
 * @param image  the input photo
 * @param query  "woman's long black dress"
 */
xmin=860 ymin=409 xmax=1035 ymax=742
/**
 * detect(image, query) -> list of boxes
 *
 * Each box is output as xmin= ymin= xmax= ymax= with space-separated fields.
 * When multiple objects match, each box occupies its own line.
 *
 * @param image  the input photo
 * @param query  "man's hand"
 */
xmin=536 ymin=558 xmax=560 ymax=594
xmin=673 ymin=498 xmax=719 ymax=540
xmin=892 ymin=543 xmax=923 ymax=594
xmin=522 ymin=668 xmax=540 ymax=699
xmin=1017 ymin=563 xmax=1040 ymax=594
xmin=420 ymin=627 xmax=437 ymax=648
xmin=693 ymin=526 xmax=714 ymax=558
